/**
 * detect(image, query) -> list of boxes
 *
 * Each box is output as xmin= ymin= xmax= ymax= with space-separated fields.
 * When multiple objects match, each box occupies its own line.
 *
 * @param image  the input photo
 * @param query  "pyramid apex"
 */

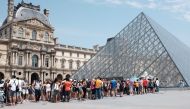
xmin=140 ymin=12 xmax=147 ymax=16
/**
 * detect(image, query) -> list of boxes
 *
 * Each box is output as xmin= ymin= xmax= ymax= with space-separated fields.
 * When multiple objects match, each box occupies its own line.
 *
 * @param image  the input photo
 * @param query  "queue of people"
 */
xmin=0 ymin=75 xmax=160 ymax=108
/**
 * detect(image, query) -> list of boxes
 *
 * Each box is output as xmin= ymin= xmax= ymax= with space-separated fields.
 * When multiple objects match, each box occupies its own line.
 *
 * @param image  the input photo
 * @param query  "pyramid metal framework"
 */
xmin=72 ymin=12 xmax=190 ymax=87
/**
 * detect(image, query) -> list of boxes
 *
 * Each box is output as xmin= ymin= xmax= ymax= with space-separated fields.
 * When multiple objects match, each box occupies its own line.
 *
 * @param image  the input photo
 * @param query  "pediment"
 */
xmin=17 ymin=18 xmax=53 ymax=30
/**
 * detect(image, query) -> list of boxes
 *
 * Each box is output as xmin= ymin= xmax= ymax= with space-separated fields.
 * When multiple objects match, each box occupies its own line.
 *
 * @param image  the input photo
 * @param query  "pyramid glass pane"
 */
xmin=72 ymin=13 xmax=189 ymax=87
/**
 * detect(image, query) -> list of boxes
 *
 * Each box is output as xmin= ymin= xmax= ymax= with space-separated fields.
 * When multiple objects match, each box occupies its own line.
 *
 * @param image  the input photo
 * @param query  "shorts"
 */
xmin=17 ymin=91 xmax=22 ymax=96
xmin=22 ymin=89 xmax=29 ymax=95
xmin=10 ymin=91 xmax=17 ymax=97
xmin=46 ymin=89 xmax=51 ymax=93
xmin=72 ymin=87 xmax=78 ymax=92
xmin=53 ymin=90 xmax=59 ymax=96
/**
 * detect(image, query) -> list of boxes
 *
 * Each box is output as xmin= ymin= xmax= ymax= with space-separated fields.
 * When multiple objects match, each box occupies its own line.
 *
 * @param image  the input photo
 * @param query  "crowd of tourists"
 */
xmin=0 ymin=74 xmax=160 ymax=108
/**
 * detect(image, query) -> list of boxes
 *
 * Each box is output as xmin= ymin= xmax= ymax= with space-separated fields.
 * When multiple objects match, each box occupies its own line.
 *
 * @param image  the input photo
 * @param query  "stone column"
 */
xmin=15 ymin=52 xmax=18 ymax=65
xmin=28 ymin=71 xmax=30 ymax=84
xmin=24 ymin=71 xmax=27 ymax=80
xmin=53 ymin=55 xmax=55 ymax=67
xmin=51 ymin=56 xmax=53 ymax=67
xmin=26 ymin=52 xmax=28 ymax=66
xmin=50 ymin=72 xmax=52 ymax=80
xmin=12 ymin=52 xmax=14 ymax=65
xmin=42 ymin=54 xmax=44 ymax=66
xmin=41 ymin=54 xmax=43 ymax=67
xmin=14 ymin=52 xmax=16 ymax=65
xmin=28 ymin=53 xmax=30 ymax=66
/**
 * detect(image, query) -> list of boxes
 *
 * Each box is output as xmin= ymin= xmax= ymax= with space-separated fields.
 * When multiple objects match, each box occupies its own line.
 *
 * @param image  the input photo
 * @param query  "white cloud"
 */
xmin=125 ymin=1 xmax=144 ymax=8
xmin=105 ymin=0 xmax=123 ymax=5
xmin=183 ymin=12 xmax=190 ymax=22
xmin=82 ymin=0 xmax=190 ymax=22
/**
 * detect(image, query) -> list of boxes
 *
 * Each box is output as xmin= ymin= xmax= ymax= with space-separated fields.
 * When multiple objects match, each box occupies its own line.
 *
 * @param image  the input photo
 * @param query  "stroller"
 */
xmin=0 ymin=81 xmax=5 ymax=108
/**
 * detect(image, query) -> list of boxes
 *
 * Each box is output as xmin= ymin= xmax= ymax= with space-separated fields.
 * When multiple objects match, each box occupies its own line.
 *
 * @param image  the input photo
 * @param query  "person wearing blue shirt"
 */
xmin=110 ymin=78 xmax=117 ymax=97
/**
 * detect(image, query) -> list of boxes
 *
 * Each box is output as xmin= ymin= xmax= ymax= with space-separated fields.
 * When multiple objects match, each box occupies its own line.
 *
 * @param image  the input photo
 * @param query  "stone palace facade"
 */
xmin=0 ymin=0 xmax=98 ymax=83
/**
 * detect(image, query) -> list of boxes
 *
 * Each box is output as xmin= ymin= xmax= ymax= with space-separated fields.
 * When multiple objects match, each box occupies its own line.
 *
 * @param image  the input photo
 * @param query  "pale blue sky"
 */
xmin=0 ymin=0 xmax=190 ymax=48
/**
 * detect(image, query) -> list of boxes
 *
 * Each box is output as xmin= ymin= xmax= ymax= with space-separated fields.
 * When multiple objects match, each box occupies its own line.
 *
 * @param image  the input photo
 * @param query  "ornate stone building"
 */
xmin=0 ymin=0 xmax=96 ymax=83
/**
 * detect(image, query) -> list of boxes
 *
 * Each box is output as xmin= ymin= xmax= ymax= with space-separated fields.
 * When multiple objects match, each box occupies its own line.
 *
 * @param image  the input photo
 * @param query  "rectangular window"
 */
xmin=77 ymin=53 xmax=79 ymax=57
xmin=70 ymin=52 xmax=72 ymax=57
xmin=18 ymin=56 xmax=22 ymax=65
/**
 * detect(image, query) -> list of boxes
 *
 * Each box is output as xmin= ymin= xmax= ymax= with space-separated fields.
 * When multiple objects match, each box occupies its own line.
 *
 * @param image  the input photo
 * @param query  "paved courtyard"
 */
xmin=3 ymin=90 xmax=190 ymax=109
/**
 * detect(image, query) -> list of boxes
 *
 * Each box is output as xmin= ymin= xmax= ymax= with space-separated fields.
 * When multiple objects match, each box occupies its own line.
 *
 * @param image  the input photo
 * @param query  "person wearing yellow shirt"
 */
xmin=95 ymin=77 xmax=102 ymax=99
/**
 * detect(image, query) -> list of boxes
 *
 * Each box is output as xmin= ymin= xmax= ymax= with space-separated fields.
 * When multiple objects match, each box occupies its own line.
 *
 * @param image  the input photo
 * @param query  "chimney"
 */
xmin=44 ymin=9 xmax=49 ymax=17
xmin=7 ymin=0 xmax=14 ymax=22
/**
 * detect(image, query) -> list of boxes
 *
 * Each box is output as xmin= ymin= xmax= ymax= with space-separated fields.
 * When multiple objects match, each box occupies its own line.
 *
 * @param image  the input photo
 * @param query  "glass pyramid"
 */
xmin=72 ymin=12 xmax=190 ymax=87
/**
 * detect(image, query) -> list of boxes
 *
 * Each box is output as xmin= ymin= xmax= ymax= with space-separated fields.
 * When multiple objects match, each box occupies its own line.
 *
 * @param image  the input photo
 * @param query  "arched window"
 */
xmin=32 ymin=55 xmax=38 ymax=67
xmin=44 ymin=32 xmax=49 ymax=42
xmin=77 ymin=60 xmax=81 ymax=69
xmin=32 ymin=30 xmax=37 ymax=40
xmin=69 ymin=60 xmax=73 ymax=70
xmin=18 ymin=28 xmax=24 ymax=38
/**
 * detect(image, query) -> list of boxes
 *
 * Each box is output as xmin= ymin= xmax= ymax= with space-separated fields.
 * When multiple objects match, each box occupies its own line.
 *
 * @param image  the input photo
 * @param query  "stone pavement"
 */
xmin=3 ymin=90 xmax=190 ymax=109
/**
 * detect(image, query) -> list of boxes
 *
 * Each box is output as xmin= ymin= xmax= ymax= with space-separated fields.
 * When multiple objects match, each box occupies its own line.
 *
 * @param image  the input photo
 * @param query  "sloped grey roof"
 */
xmin=145 ymin=14 xmax=190 ymax=86
xmin=15 ymin=7 xmax=51 ymax=26
xmin=2 ymin=7 xmax=51 ymax=27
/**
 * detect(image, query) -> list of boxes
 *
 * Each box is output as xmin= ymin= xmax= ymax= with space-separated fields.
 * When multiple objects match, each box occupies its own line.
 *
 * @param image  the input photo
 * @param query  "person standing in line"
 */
xmin=119 ymin=80 xmax=125 ymax=97
xmin=90 ymin=79 xmax=96 ymax=100
xmin=148 ymin=79 xmax=154 ymax=93
xmin=139 ymin=78 xmax=143 ymax=95
xmin=22 ymin=79 xmax=29 ymax=101
xmin=86 ymin=80 xmax=91 ymax=99
xmin=110 ymin=78 xmax=117 ymax=97
xmin=53 ymin=78 xmax=60 ymax=103
xmin=28 ymin=85 xmax=35 ymax=101
xmin=41 ymin=81 xmax=47 ymax=101
xmin=95 ymin=77 xmax=102 ymax=99
xmin=125 ymin=79 xmax=130 ymax=95
xmin=4 ymin=79 xmax=11 ymax=105
xmin=8 ymin=76 xmax=18 ymax=106
xmin=129 ymin=80 xmax=134 ymax=95
xmin=45 ymin=81 xmax=51 ymax=101
xmin=103 ymin=80 xmax=109 ymax=97
xmin=63 ymin=78 xmax=72 ymax=102
xmin=134 ymin=80 xmax=139 ymax=95
xmin=155 ymin=78 xmax=160 ymax=92
xmin=143 ymin=78 xmax=148 ymax=94
xmin=17 ymin=78 xmax=23 ymax=104
xmin=33 ymin=79 xmax=41 ymax=102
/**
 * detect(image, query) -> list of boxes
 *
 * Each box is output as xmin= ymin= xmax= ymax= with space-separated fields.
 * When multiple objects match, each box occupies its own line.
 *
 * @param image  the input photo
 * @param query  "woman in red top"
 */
xmin=143 ymin=79 xmax=148 ymax=94
xmin=63 ymin=78 xmax=72 ymax=102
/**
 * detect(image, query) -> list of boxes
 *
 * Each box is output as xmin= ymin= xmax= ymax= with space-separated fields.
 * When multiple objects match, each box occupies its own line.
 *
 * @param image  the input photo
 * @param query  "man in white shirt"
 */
xmin=9 ymin=75 xmax=18 ymax=105
xmin=155 ymin=78 xmax=160 ymax=92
